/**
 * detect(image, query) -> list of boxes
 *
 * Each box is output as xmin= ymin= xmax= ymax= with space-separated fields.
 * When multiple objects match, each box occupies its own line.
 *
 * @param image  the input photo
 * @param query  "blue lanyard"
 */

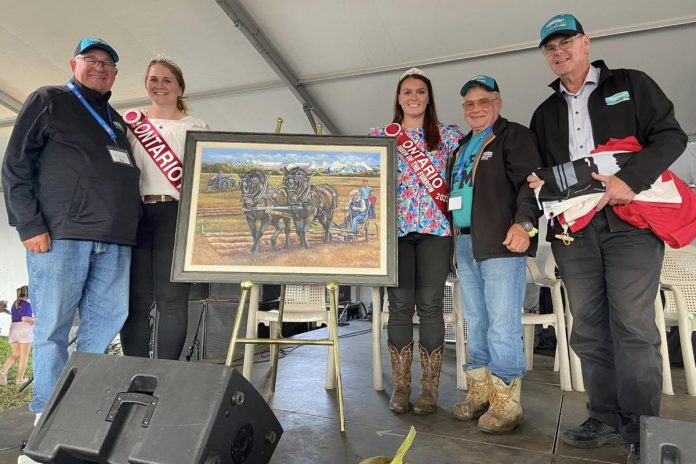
xmin=453 ymin=126 xmax=493 ymax=186
xmin=66 ymin=81 xmax=117 ymax=143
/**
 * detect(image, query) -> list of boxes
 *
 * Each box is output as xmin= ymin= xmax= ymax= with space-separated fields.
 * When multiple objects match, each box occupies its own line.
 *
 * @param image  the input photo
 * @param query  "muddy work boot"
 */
xmin=452 ymin=367 xmax=491 ymax=420
xmin=477 ymin=375 xmax=523 ymax=434
xmin=388 ymin=341 xmax=413 ymax=414
xmin=412 ymin=344 xmax=444 ymax=415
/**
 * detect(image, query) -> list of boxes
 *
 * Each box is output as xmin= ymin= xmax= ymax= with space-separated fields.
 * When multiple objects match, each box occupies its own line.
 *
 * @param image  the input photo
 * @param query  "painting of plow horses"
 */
xmin=172 ymin=131 xmax=397 ymax=285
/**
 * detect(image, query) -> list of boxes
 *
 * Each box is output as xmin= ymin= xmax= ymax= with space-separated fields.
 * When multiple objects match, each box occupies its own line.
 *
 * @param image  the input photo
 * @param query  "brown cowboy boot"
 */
xmin=412 ymin=343 xmax=444 ymax=415
xmin=451 ymin=367 xmax=491 ymax=420
xmin=388 ymin=341 xmax=413 ymax=414
xmin=477 ymin=375 xmax=523 ymax=434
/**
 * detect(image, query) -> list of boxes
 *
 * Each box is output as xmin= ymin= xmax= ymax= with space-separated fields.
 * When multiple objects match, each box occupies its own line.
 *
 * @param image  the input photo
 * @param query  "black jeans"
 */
xmin=552 ymin=210 xmax=664 ymax=443
xmin=120 ymin=202 xmax=190 ymax=360
xmin=387 ymin=233 xmax=451 ymax=352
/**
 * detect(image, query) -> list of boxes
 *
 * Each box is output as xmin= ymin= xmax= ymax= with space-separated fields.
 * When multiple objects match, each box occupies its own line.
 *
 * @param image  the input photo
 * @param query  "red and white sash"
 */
xmin=123 ymin=109 xmax=183 ymax=191
xmin=385 ymin=123 xmax=449 ymax=216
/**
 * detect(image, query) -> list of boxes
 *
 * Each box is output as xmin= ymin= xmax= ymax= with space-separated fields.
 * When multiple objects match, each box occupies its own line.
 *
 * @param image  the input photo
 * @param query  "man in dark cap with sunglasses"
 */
xmin=2 ymin=38 xmax=140 ymax=460
xmin=527 ymin=14 xmax=687 ymax=464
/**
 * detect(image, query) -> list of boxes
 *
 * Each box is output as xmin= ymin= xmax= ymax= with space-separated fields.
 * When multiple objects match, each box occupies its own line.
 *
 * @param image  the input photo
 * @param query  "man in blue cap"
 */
xmin=450 ymin=75 xmax=541 ymax=434
xmin=2 ymin=37 xmax=140 ymax=462
xmin=528 ymin=14 xmax=687 ymax=464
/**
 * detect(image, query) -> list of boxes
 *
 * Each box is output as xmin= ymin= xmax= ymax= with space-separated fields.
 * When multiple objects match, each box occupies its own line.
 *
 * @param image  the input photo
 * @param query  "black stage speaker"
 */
xmin=24 ymin=352 xmax=282 ymax=464
xmin=641 ymin=416 xmax=696 ymax=463
xmin=183 ymin=283 xmax=243 ymax=361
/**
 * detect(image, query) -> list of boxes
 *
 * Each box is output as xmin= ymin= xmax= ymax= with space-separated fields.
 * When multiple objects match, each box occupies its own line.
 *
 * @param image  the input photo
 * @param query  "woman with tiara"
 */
xmin=370 ymin=68 xmax=462 ymax=414
xmin=120 ymin=56 xmax=208 ymax=360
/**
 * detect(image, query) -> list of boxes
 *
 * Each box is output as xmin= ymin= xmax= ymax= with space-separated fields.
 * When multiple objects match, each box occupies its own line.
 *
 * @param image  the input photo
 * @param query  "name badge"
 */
xmin=448 ymin=196 xmax=462 ymax=211
xmin=108 ymin=146 xmax=132 ymax=166
xmin=605 ymin=91 xmax=630 ymax=106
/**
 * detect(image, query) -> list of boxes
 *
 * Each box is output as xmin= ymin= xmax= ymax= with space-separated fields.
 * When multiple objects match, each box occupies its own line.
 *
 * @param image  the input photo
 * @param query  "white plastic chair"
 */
xmin=558 ymin=272 xmax=677 ymax=396
xmin=242 ymin=284 xmax=336 ymax=389
xmin=654 ymin=290 xmax=674 ymax=395
xmin=371 ymin=275 xmax=467 ymax=391
xmin=658 ymin=245 xmax=696 ymax=397
xmin=524 ymin=254 xmax=573 ymax=391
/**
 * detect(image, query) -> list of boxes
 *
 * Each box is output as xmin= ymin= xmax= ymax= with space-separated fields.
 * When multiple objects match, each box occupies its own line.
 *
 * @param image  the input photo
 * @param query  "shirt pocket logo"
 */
xmin=481 ymin=151 xmax=493 ymax=161
xmin=605 ymin=91 xmax=630 ymax=106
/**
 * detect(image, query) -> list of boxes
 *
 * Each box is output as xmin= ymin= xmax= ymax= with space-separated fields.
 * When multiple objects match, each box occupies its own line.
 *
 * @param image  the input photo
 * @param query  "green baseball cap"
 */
xmin=460 ymin=75 xmax=499 ymax=97
xmin=74 ymin=37 xmax=119 ymax=63
xmin=539 ymin=14 xmax=584 ymax=47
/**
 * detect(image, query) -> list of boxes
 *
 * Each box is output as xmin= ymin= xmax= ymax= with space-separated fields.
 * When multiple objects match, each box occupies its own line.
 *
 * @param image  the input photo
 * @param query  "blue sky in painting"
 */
xmin=202 ymin=147 xmax=381 ymax=169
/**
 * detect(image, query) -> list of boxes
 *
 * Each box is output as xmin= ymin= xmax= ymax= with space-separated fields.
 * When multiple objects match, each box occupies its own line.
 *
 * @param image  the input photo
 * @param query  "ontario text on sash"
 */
xmin=385 ymin=123 xmax=449 ymax=216
xmin=124 ymin=109 xmax=183 ymax=191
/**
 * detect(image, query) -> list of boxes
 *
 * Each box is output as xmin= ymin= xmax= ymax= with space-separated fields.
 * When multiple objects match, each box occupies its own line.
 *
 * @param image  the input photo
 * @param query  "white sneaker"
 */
xmin=17 ymin=455 xmax=40 ymax=464
xmin=17 ymin=414 xmax=42 ymax=463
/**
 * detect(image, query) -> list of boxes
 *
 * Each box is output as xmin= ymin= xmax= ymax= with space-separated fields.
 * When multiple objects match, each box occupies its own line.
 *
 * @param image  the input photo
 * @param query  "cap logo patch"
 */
xmin=546 ymin=18 xmax=567 ymax=30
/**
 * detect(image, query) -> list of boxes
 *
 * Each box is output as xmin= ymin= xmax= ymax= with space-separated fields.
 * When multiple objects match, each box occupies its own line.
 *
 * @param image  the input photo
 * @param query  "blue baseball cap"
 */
xmin=460 ymin=75 xmax=500 ymax=97
xmin=539 ymin=14 xmax=584 ymax=47
xmin=74 ymin=37 xmax=119 ymax=63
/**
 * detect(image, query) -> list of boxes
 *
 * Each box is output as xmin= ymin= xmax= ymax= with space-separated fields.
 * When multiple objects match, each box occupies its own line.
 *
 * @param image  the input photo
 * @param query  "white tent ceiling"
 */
xmin=1 ymin=0 xmax=695 ymax=166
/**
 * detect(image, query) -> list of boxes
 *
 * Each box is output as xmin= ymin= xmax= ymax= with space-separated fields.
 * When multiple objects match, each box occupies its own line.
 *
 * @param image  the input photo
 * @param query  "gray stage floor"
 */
xmin=1 ymin=320 xmax=695 ymax=463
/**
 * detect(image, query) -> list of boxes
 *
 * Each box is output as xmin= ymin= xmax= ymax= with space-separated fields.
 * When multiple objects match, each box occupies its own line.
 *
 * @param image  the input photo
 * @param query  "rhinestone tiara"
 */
xmin=150 ymin=54 xmax=181 ymax=71
xmin=399 ymin=67 xmax=429 ymax=81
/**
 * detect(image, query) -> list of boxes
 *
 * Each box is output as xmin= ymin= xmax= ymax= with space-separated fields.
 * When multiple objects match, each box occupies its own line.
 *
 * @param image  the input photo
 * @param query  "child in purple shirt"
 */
xmin=1 ymin=285 xmax=35 ymax=385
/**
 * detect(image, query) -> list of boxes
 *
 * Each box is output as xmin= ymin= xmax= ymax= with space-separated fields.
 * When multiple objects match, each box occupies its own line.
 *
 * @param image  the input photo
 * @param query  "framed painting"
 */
xmin=172 ymin=131 xmax=397 ymax=286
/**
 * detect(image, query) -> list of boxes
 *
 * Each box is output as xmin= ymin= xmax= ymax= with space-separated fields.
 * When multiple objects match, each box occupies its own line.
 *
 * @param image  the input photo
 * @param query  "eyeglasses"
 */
xmin=76 ymin=55 xmax=117 ymax=70
xmin=542 ymin=35 xmax=582 ymax=56
xmin=462 ymin=98 xmax=499 ymax=111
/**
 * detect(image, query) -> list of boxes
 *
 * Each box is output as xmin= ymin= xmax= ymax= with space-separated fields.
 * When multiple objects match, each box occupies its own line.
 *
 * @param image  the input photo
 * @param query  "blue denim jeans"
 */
xmin=350 ymin=212 xmax=367 ymax=234
xmin=455 ymin=234 xmax=526 ymax=383
xmin=27 ymin=239 xmax=131 ymax=413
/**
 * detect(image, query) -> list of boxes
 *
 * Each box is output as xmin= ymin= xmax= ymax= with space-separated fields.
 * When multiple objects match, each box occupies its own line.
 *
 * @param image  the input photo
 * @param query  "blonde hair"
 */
xmin=15 ymin=285 xmax=28 ymax=308
xmin=146 ymin=54 xmax=188 ymax=113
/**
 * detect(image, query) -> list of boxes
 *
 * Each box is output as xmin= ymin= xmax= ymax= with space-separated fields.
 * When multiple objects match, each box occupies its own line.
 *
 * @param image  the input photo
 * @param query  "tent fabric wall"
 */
xmin=0 ymin=1 xmax=694 ymax=295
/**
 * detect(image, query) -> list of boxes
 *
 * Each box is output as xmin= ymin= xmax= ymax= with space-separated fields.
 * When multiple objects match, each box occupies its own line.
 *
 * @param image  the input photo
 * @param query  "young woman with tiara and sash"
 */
xmin=120 ymin=56 xmax=208 ymax=360
xmin=370 ymin=68 xmax=462 ymax=415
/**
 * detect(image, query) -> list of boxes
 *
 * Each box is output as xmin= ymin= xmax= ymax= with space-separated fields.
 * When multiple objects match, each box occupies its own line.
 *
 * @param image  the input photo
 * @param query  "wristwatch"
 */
xmin=517 ymin=221 xmax=538 ymax=237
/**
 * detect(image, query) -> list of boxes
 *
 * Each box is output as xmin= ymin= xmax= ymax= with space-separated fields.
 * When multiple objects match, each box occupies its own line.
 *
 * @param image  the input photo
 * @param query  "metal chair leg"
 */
xmin=371 ymin=287 xmax=384 ymax=391
xmin=270 ymin=285 xmax=287 ymax=392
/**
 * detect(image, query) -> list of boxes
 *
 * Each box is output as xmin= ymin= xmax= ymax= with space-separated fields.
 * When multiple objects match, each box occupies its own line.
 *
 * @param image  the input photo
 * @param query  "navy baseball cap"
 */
xmin=74 ymin=37 xmax=119 ymax=63
xmin=539 ymin=14 xmax=584 ymax=47
xmin=460 ymin=75 xmax=500 ymax=97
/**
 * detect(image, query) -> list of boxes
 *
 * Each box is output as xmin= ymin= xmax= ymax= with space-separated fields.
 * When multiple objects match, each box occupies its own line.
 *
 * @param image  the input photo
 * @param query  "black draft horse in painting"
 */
xmin=239 ymin=170 xmax=291 ymax=253
xmin=282 ymin=167 xmax=338 ymax=249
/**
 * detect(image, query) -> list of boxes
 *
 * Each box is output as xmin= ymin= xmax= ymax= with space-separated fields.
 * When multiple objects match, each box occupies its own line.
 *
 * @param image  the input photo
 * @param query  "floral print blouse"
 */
xmin=370 ymin=123 xmax=462 ymax=237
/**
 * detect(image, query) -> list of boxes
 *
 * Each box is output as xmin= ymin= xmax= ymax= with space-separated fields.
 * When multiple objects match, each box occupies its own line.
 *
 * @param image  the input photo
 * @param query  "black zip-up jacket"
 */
xmin=530 ymin=60 xmax=687 ymax=239
xmin=2 ymin=78 xmax=141 ymax=244
xmin=451 ymin=117 xmax=542 ymax=261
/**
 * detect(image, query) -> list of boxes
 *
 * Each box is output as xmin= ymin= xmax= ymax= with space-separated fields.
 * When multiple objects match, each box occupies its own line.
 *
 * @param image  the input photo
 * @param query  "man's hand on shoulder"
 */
xmin=526 ymin=174 xmax=544 ymax=190
xmin=23 ymin=232 xmax=52 ymax=253
xmin=591 ymin=173 xmax=636 ymax=210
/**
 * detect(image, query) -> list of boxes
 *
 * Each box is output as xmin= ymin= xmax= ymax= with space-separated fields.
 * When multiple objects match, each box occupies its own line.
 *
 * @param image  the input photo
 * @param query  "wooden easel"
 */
xmin=225 ymin=118 xmax=345 ymax=432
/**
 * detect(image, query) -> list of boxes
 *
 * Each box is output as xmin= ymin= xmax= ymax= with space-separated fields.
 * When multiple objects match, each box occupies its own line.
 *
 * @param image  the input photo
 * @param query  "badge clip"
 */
xmin=555 ymin=232 xmax=574 ymax=246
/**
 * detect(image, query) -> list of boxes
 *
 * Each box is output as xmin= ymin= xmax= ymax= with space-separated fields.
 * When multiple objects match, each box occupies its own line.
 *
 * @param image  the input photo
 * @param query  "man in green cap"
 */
xmin=528 ymin=14 xmax=687 ymax=464
xmin=3 ymin=37 xmax=140 ymax=463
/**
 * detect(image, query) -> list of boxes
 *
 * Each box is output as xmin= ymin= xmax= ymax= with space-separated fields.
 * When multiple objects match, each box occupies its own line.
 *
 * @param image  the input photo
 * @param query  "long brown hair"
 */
xmin=146 ymin=55 xmax=188 ymax=113
xmin=15 ymin=285 xmax=28 ymax=309
xmin=392 ymin=73 xmax=441 ymax=151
